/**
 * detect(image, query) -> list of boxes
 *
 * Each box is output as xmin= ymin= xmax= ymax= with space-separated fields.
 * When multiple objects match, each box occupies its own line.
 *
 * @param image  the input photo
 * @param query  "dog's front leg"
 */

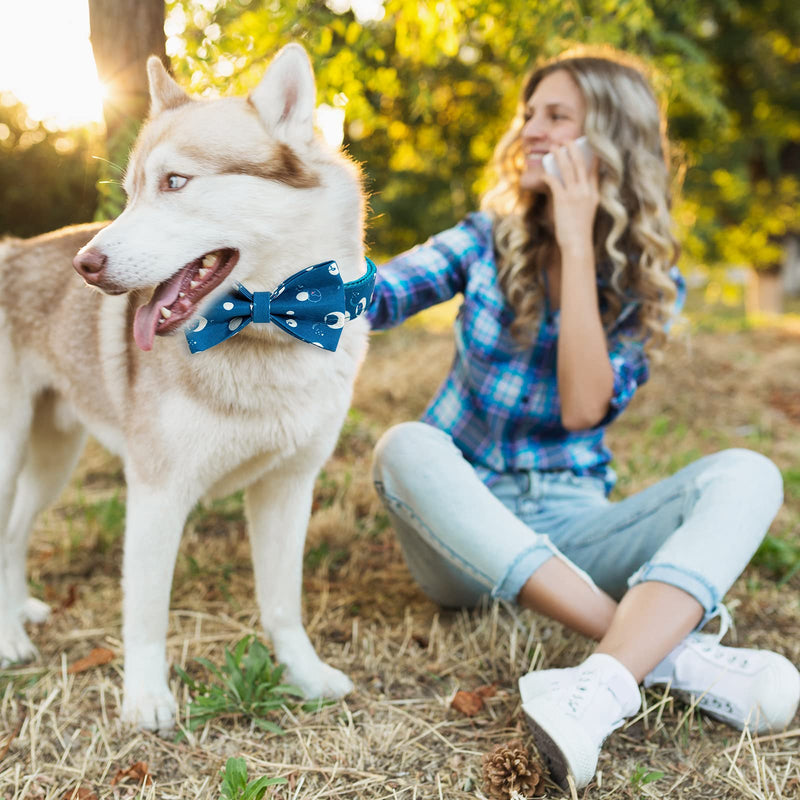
xmin=0 ymin=382 xmax=37 ymax=667
xmin=120 ymin=481 xmax=192 ymax=735
xmin=245 ymin=468 xmax=354 ymax=700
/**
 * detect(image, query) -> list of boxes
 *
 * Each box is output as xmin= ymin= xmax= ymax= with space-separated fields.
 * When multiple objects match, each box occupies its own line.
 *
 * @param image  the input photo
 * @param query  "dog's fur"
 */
xmin=0 ymin=45 xmax=369 ymax=733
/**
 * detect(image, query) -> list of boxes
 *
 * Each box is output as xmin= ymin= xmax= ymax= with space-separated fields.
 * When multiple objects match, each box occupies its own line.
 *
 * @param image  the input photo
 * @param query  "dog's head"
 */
xmin=74 ymin=44 xmax=364 ymax=352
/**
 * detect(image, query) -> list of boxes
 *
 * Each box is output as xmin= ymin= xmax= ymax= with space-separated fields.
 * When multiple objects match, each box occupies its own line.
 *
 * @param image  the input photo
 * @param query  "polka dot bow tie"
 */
xmin=185 ymin=257 xmax=376 ymax=354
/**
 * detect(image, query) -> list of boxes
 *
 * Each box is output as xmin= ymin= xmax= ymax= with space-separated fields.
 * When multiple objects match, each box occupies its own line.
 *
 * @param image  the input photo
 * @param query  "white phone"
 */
xmin=542 ymin=136 xmax=594 ymax=183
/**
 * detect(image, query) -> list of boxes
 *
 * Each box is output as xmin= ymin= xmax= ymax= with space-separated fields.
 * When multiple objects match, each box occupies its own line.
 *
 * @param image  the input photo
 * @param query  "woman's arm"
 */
xmin=542 ymin=141 xmax=614 ymax=431
xmin=557 ymin=244 xmax=614 ymax=430
xmin=366 ymin=214 xmax=490 ymax=331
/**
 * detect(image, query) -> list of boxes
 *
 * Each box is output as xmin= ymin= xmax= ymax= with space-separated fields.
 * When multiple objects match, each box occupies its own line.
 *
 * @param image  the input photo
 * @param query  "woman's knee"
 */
xmin=372 ymin=421 xmax=453 ymax=482
xmin=703 ymin=448 xmax=783 ymax=510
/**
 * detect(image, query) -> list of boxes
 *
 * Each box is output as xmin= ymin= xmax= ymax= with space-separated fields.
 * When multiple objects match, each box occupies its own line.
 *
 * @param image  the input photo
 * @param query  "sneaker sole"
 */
xmin=522 ymin=707 xmax=571 ymax=790
xmin=522 ymin=701 xmax=597 ymax=790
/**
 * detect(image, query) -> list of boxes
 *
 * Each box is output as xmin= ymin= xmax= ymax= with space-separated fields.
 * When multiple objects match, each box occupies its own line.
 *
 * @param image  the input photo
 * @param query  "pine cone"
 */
xmin=482 ymin=740 xmax=544 ymax=799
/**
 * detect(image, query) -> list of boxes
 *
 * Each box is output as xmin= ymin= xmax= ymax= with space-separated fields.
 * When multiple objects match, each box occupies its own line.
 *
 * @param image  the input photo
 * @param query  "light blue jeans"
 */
xmin=372 ymin=422 xmax=784 ymax=627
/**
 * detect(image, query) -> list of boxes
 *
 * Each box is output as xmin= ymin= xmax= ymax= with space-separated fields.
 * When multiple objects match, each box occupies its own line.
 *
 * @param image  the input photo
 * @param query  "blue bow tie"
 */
xmin=185 ymin=257 xmax=376 ymax=354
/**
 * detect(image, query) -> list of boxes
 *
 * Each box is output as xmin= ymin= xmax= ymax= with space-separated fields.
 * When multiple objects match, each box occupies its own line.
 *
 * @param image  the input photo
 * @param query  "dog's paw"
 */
xmin=121 ymin=687 xmax=177 ymax=737
xmin=287 ymin=661 xmax=354 ymax=700
xmin=21 ymin=597 xmax=52 ymax=624
xmin=0 ymin=619 xmax=39 ymax=667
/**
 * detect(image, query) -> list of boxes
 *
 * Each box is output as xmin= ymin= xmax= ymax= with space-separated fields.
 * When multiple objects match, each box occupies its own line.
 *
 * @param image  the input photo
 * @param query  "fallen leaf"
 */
xmin=451 ymin=689 xmax=485 ymax=716
xmin=476 ymin=684 xmax=497 ymax=699
xmin=67 ymin=647 xmax=115 ymax=674
xmin=61 ymin=787 xmax=97 ymax=800
xmin=770 ymin=389 xmax=800 ymax=422
xmin=46 ymin=583 xmax=78 ymax=611
xmin=111 ymin=761 xmax=153 ymax=786
xmin=61 ymin=584 xmax=79 ymax=610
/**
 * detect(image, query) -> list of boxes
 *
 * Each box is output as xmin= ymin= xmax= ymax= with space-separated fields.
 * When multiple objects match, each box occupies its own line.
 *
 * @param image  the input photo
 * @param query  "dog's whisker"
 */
xmin=91 ymin=155 xmax=126 ymax=173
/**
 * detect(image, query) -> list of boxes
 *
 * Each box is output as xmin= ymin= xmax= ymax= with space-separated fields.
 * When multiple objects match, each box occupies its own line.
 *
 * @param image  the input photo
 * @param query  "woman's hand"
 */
xmin=540 ymin=139 xmax=600 ymax=260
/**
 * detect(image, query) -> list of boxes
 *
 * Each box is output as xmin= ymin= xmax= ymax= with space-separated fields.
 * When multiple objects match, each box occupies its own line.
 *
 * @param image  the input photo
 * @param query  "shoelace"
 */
xmin=565 ymin=668 xmax=597 ymax=716
xmin=691 ymin=637 xmax=752 ymax=669
xmin=698 ymin=604 xmax=732 ymax=644
xmin=686 ymin=606 xmax=748 ymax=667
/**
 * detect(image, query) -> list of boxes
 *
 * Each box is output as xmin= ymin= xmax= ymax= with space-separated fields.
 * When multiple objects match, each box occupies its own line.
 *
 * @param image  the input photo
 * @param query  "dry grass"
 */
xmin=1 ymin=315 xmax=799 ymax=799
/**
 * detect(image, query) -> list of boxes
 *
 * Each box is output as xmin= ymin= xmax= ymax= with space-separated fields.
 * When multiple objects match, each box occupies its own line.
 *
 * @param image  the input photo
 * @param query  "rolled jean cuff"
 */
xmin=492 ymin=540 xmax=558 ymax=602
xmin=627 ymin=562 xmax=721 ymax=628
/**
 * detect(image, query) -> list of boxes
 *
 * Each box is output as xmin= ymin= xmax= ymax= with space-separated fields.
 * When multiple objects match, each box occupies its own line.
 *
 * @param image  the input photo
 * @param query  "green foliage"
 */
xmin=163 ymin=0 xmax=798 ymax=269
xmin=188 ymin=491 xmax=246 ymax=527
xmin=752 ymin=534 xmax=800 ymax=585
xmin=63 ymin=493 xmax=126 ymax=555
xmin=782 ymin=467 xmax=800 ymax=501
xmin=662 ymin=0 xmax=800 ymax=271
xmin=175 ymin=635 xmax=326 ymax=733
xmin=0 ymin=667 xmax=47 ymax=695
xmin=630 ymin=764 xmax=665 ymax=793
xmin=94 ymin=116 xmax=143 ymax=221
xmin=305 ymin=540 xmax=349 ymax=571
xmin=218 ymin=757 xmax=286 ymax=800
xmin=0 ymin=93 xmax=100 ymax=237
xmin=83 ymin=494 xmax=126 ymax=539
xmin=3 ymin=0 xmax=798 ymax=273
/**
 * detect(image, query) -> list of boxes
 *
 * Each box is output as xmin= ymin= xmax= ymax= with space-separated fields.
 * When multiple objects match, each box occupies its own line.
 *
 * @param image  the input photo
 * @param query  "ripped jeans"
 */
xmin=372 ymin=422 xmax=783 ymax=627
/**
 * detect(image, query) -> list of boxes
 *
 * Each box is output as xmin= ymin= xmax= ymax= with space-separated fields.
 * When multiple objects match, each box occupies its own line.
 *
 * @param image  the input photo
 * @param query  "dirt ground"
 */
xmin=1 ymin=316 xmax=799 ymax=799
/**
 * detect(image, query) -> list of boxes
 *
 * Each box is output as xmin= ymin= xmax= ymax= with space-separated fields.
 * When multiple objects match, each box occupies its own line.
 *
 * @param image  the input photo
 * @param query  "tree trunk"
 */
xmin=746 ymin=268 xmax=784 ymax=315
xmin=88 ymin=0 xmax=166 ymax=218
xmin=783 ymin=235 xmax=800 ymax=298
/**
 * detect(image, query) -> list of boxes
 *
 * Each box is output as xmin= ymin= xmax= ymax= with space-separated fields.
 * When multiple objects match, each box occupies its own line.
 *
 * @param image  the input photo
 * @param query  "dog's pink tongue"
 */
xmin=133 ymin=272 xmax=185 ymax=351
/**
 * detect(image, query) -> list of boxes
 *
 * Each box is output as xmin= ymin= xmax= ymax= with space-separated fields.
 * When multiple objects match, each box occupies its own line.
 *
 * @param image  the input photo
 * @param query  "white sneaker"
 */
xmin=519 ymin=665 xmax=577 ymax=705
xmin=644 ymin=633 xmax=800 ymax=733
xmin=520 ymin=653 xmax=641 ymax=789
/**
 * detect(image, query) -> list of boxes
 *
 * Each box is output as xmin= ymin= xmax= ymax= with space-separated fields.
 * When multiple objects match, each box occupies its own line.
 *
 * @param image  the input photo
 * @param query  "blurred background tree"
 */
xmin=1 ymin=0 xmax=798 ymax=310
xmin=0 ymin=94 xmax=98 ymax=236
xmin=88 ymin=0 xmax=167 ymax=219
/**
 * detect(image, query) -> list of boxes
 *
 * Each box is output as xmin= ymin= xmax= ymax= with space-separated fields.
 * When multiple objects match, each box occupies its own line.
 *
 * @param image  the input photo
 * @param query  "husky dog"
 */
xmin=0 ymin=45 xmax=370 ymax=734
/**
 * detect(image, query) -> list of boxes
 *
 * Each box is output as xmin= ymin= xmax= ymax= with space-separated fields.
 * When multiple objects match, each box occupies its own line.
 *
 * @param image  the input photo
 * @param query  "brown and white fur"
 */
xmin=0 ymin=45 xmax=368 ymax=734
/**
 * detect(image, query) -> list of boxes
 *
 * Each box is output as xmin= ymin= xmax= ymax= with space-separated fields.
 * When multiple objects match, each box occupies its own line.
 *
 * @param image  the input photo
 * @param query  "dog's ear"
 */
xmin=249 ymin=44 xmax=316 ymax=145
xmin=147 ymin=56 xmax=191 ymax=116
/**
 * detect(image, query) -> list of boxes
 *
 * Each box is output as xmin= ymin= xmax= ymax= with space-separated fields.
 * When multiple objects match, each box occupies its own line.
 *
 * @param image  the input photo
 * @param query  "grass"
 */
xmin=174 ymin=636 xmax=323 ymax=735
xmin=219 ymin=757 xmax=286 ymax=800
xmin=1 ymin=313 xmax=799 ymax=798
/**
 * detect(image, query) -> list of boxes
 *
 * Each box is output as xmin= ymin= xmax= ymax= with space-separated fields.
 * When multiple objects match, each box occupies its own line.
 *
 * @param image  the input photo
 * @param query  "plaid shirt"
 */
xmin=367 ymin=212 xmax=685 ymax=494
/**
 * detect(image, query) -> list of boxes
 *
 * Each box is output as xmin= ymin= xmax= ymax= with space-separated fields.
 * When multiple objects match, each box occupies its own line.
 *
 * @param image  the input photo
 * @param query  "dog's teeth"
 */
xmin=179 ymin=292 xmax=186 ymax=298
xmin=198 ymin=268 xmax=209 ymax=279
xmin=202 ymin=253 xmax=217 ymax=268
xmin=190 ymin=280 xmax=199 ymax=289
xmin=160 ymin=307 xmax=172 ymax=319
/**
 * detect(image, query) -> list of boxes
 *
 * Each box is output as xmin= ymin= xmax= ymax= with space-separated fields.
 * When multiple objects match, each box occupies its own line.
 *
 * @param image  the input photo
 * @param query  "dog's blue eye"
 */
xmin=164 ymin=174 xmax=189 ymax=191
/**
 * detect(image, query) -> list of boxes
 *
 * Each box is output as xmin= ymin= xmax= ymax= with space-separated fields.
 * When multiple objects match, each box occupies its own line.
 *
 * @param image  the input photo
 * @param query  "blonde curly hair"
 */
xmin=481 ymin=47 xmax=680 ymax=352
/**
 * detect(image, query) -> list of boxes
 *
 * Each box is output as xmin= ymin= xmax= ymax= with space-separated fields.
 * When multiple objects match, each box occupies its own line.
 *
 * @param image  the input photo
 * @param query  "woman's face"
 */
xmin=519 ymin=69 xmax=586 ymax=191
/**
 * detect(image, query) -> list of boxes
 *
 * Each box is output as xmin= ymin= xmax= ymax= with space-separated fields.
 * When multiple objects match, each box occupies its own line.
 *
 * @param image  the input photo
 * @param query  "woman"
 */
xmin=366 ymin=48 xmax=799 ymax=790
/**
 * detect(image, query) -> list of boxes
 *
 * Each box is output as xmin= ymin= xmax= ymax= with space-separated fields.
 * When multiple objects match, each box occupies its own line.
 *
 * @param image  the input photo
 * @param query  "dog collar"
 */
xmin=185 ymin=257 xmax=376 ymax=354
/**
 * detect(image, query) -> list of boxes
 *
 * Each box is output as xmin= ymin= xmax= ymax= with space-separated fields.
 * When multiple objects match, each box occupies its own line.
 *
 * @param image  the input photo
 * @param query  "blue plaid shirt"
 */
xmin=367 ymin=212 xmax=685 ymax=494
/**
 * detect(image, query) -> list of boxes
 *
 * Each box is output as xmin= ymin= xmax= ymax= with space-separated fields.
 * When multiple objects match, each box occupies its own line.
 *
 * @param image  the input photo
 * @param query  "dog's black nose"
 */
xmin=73 ymin=247 xmax=108 ymax=283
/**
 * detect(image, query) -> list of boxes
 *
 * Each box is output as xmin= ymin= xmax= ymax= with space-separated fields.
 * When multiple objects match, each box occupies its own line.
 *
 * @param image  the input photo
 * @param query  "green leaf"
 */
xmin=242 ymin=776 xmax=287 ymax=800
xmin=195 ymin=656 xmax=227 ymax=683
xmin=252 ymin=717 xmax=287 ymax=735
xmin=177 ymin=636 xmax=329 ymax=734
xmin=220 ymin=757 xmax=249 ymax=795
